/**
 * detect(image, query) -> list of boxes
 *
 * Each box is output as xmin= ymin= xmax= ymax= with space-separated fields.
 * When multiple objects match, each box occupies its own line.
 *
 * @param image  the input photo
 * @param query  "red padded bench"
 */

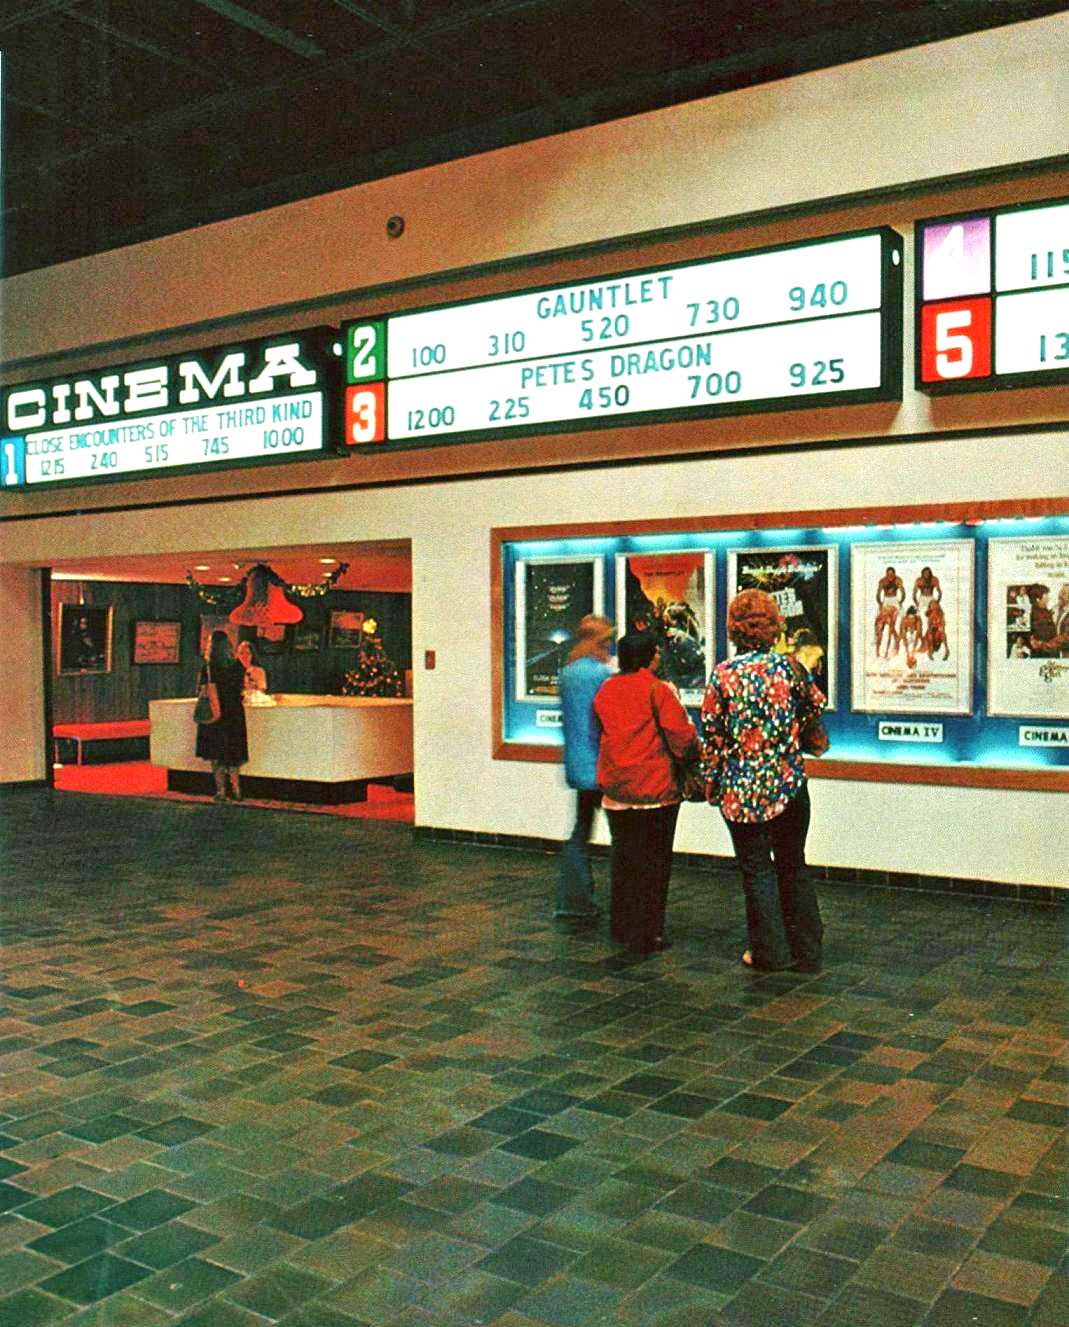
xmin=53 ymin=720 xmax=151 ymax=766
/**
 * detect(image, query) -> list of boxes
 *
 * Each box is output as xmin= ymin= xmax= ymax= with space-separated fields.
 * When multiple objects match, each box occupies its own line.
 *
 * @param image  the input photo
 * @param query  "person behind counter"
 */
xmin=196 ymin=630 xmax=249 ymax=802
xmin=236 ymin=639 xmax=274 ymax=705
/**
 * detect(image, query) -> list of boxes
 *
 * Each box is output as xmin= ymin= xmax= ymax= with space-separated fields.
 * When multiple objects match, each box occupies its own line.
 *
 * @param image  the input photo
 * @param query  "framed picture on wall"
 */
xmin=256 ymin=624 xmax=289 ymax=654
xmin=132 ymin=619 xmax=181 ymax=664
xmin=987 ymin=535 xmax=1069 ymax=718
xmin=728 ymin=546 xmax=838 ymax=707
xmin=515 ymin=555 xmax=603 ymax=701
xmin=329 ymin=610 xmax=366 ymax=648
xmin=615 ymin=550 xmax=713 ymax=707
xmin=850 ymin=539 xmax=974 ymax=714
xmin=199 ymin=615 xmax=239 ymax=657
xmin=292 ymin=624 xmax=323 ymax=652
xmin=58 ymin=604 xmax=113 ymax=675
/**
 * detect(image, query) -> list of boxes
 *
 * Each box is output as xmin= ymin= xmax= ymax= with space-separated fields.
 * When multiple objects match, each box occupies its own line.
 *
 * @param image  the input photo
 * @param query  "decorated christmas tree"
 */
xmin=341 ymin=619 xmax=404 ymax=697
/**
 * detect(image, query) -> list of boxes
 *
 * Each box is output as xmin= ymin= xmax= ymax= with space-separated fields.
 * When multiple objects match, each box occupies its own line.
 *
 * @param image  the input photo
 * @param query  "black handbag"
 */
xmin=651 ymin=682 xmax=706 ymax=802
xmin=193 ymin=663 xmax=221 ymax=725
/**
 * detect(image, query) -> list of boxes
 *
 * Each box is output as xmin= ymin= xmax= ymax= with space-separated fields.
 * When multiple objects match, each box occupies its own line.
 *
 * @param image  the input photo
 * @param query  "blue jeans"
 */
xmin=556 ymin=790 xmax=602 ymax=917
xmin=724 ymin=784 xmax=822 ymax=971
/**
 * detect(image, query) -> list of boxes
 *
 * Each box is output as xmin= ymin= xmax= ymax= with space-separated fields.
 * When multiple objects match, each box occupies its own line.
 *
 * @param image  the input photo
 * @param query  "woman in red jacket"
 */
xmin=593 ymin=632 xmax=699 ymax=956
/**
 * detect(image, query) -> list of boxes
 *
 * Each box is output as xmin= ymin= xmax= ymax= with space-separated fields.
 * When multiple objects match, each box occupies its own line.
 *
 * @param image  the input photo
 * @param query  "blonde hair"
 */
xmin=568 ymin=614 xmax=614 ymax=662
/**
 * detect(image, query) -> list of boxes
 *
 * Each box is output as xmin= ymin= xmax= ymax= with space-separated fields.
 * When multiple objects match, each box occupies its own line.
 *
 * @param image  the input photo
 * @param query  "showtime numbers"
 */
xmin=789 ymin=359 xmax=844 ymax=388
xmin=788 ymin=280 xmax=848 ymax=311
xmin=406 ymin=405 xmax=455 ymax=432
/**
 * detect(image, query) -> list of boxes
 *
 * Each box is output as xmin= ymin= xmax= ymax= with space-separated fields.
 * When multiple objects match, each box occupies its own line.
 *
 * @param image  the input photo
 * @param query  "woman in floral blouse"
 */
xmin=701 ymin=589 xmax=826 ymax=972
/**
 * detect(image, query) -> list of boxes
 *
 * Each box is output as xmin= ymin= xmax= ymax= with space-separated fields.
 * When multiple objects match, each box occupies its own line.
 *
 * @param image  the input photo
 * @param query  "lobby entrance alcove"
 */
xmin=47 ymin=540 xmax=414 ymax=822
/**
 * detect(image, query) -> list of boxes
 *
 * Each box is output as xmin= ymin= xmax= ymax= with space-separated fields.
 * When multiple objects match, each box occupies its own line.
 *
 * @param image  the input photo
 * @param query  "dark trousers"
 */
xmin=606 ymin=803 xmax=680 ymax=954
xmin=556 ymin=790 xmax=602 ymax=916
xmin=724 ymin=783 xmax=822 ymax=971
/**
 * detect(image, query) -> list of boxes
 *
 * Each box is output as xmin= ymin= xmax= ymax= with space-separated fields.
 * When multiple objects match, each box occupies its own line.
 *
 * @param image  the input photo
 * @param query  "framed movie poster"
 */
xmin=57 ymin=604 xmax=113 ymax=675
xmin=515 ymin=556 xmax=603 ymax=700
xmin=987 ymin=536 xmax=1069 ymax=718
xmin=292 ymin=624 xmax=322 ymax=652
xmin=616 ymin=550 xmax=713 ymax=706
xmin=850 ymin=540 xmax=974 ymax=714
xmin=329 ymin=610 xmax=366 ymax=648
xmin=132 ymin=619 xmax=180 ymax=664
xmin=728 ymin=546 xmax=837 ymax=707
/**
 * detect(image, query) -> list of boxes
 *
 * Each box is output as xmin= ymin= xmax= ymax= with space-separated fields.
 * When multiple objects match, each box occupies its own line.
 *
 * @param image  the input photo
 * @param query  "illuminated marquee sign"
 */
xmin=917 ymin=197 xmax=1069 ymax=391
xmin=341 ymin=229 xmax=903 ymax=447
xmin=1 ymin=328 xmax=341 ymax=488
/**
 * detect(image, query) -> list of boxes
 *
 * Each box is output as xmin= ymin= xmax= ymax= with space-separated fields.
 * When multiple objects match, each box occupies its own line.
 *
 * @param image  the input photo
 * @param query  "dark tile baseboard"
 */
xmin=412 ymin=825 xmax=1066 ymax=906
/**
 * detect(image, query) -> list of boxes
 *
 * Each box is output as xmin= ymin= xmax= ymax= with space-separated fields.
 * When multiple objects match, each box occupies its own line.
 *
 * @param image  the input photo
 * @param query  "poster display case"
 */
xmin=493 ymin=502 xmax=1069 ymax=790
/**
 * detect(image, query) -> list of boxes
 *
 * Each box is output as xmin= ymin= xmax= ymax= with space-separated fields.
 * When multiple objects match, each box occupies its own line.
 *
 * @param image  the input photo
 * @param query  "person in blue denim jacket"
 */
xmin=556 ymin=615 xmax=614 ymax=919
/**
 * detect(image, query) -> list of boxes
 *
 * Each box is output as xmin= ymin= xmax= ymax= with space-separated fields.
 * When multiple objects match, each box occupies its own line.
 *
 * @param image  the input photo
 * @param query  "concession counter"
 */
xmin=149 ymin=695 xmax=413 ymax=803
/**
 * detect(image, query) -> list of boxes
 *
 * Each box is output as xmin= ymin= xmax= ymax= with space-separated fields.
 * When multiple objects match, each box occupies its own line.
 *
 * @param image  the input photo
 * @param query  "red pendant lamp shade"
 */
xmin=228 ymin=564 xmax=304 ymax=626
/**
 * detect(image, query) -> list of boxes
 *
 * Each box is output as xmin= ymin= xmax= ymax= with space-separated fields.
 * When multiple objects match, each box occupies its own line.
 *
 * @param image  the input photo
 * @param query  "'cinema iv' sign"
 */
xmin=1 ymin=329 xmax=340 ymax=488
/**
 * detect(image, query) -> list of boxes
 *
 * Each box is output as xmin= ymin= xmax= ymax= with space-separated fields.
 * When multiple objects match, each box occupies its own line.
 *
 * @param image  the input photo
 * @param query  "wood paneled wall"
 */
xmin=50 ymin=582 xmax=411 ymax=724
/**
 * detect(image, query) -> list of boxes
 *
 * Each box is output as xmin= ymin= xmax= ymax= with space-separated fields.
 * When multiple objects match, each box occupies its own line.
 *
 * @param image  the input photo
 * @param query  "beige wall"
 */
xmin=1 ymin=18 xmax=1066 ymax=884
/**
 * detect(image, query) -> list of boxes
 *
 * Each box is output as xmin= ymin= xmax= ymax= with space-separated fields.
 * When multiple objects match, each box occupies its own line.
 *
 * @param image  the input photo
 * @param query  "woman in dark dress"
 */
xmin=195 ymin=630 xmax=248 ymax=801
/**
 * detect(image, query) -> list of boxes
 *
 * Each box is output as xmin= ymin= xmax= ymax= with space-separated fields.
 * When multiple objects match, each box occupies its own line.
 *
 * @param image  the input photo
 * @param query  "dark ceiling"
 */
xmin=2 ymin=0 xmax=1064 ymax=278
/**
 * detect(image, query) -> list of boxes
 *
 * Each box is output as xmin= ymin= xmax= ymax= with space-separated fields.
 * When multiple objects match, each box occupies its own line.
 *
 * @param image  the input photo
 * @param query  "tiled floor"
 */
xmin=0 ymin=787 xmax=1065 ymax=1327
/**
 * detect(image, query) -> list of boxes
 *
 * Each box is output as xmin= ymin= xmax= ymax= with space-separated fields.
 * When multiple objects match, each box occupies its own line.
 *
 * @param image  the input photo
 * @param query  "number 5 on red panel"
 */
xmin=920 ymin=297 xmax=992 ymax=383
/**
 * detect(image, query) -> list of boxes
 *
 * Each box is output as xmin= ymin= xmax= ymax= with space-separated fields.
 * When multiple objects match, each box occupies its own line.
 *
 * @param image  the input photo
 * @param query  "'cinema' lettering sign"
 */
xmin=1 ymin=329 xmax=341 ymax=488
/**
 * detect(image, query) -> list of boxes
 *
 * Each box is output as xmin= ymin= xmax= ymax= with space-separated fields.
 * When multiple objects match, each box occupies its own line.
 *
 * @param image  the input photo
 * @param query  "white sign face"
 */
xmin=535 ymin=710 xmax=563 ymax=728
xmin=12 ymin=393 xmax=323 ymax=486
xmin=1019 ymin=725 xmax=1069 ymax=747
xmin=877 ymin=722 xmax=944 ymax=743
xmin=850 ymin=540 xmax=974 ymax=715
xmin=994 ymin=202 xmax=1069 ymax=293
xmin=372 ymin=230 xmax=898 ymax=443
xmin=2 ymin=334 xmax=333 ymax=488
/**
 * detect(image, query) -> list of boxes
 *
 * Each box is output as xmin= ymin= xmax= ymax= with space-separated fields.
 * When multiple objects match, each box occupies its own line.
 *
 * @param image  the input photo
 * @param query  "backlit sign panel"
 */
xmin=1 ymin=329 xmax=341 ymax=488
xmin=342 ymin=228 xmax=903 ymax=448
xmin=917 ymin=197 xmax=1069 ymax=391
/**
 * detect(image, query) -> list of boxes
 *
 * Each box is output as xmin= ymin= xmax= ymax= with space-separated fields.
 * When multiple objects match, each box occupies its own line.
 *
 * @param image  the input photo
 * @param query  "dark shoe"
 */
xmin=653 ymin=936 xmax=673 ymax=952
xmin=791 ymin=960 xmax=822 ymax=974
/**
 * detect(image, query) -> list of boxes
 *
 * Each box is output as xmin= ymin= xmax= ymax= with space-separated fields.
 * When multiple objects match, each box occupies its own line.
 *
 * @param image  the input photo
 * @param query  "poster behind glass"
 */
xmin=850 ymin=540 xmax=973 ymax=714
xmin=515 ymin=557 xmax=602 ymax=700
xmin=727 ymin=546 xmax=837 ymax=707
xmin=987 ymin=536 xmax=1069 ymax=717
xmin=57 ymin=604 xmax=113 ymax=675
xmin=615 ymin=551 xmax=713 ymax=706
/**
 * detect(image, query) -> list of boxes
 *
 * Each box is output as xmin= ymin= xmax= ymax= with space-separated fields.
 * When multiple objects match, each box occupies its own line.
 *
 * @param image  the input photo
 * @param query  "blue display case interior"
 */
xmin=500 ymin=513 xmax=1069 ymax=773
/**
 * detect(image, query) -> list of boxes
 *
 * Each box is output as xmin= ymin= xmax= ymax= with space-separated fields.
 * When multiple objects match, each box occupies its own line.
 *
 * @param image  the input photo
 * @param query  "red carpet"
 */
xmin=53 ymin=760 xmax=414 ymax=822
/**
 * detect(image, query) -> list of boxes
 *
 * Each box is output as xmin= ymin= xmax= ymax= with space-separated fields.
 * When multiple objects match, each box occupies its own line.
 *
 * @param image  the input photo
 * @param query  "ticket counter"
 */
xmin=149 ymin=696 xmax=413 ymax=803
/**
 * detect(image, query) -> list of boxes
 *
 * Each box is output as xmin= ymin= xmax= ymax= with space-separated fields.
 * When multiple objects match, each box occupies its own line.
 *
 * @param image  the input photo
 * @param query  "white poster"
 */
xmin=987 ymin=536 xmax=1069 ymax=718
xmin=850 ymin=540 xmax=973 ymax=714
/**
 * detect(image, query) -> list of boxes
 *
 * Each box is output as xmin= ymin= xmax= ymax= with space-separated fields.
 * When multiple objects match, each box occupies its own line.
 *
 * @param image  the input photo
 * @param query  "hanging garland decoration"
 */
xmin=288 ymin=562 xmax=349 ymax=597
xmin=185 ymin=561 xmax=349 ymax=605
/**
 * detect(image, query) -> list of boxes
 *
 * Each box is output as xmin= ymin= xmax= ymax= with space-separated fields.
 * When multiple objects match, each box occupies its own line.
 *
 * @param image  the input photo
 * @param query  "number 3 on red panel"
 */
xmin=345 ymin=383 xmax=386 ymax=444
xmin=920 ymin=297 xmax=992 ymax=383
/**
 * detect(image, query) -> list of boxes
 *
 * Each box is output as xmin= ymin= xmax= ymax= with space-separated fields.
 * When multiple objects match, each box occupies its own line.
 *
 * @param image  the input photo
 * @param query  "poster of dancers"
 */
xmin=515 ymin=556 xmax=603 ymax=700
xmin=987 ymin=536 xmax=1069 ymax=718
xmin=615 ymin=550 xmax=712 ymax=706
xmin=727 ymin=546 xmax=837 ymax=707
xmin=850 ymin=540 xmax=973 ymax=714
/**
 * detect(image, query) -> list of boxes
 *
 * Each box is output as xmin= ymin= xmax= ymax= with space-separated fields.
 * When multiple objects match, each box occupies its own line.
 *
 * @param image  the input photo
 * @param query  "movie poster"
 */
xmin=615 ymin=551 xmax=713 ymax=706
xmin=987 ymin=536 xmax=1069 ymax=718
xmin=515 ymin=556 xmax=602 ymax=700
xmin=728 ymin=546 xmax=837 ymax=707
xmin=850 ymin=540 xmax=973 ymax=714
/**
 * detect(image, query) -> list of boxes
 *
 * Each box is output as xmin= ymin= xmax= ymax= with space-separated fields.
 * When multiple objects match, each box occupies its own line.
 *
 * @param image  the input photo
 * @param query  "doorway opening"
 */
xmin=48 ymin=540 xmax=414 ymax=822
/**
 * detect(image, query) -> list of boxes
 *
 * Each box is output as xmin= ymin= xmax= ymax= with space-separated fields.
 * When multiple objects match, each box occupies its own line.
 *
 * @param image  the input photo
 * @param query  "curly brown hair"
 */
xmin=727 ymin=589 xmax=783 ymax=651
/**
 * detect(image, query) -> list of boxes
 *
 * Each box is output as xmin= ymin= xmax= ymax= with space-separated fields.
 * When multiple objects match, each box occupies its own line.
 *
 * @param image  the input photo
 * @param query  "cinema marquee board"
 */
xmin=341 ymin=228 xmax=904 ymax=449
xmin=917 ymin=196 xmax=1069 ymax=393
xmin=0 ymin=328 xmax=342 ymax=489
